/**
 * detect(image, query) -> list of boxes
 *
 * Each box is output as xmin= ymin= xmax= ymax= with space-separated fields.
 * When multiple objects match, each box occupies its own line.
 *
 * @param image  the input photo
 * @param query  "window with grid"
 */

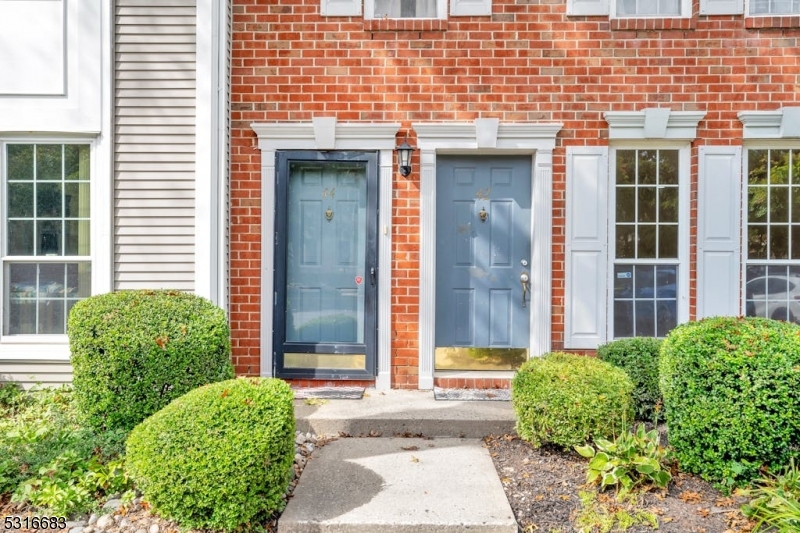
xmin=745 ymin=148 xmax=800 ymax=323
xmin=750 ymin=0 xmax=800 ymax=15
xmin=3 ymin=143 xmax=92 ymax=335
xmin=612 ymin=149 xmax=680 ymax=338
xmin=616 ymin=0 xmax=680 ymax=16
xmin=371 ymin=0 xmax=439 ymax=17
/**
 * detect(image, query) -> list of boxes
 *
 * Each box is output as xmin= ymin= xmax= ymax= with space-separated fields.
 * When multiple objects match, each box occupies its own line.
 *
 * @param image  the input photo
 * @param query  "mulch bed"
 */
xmin=485 ymin=434 xmax=756 ymax=533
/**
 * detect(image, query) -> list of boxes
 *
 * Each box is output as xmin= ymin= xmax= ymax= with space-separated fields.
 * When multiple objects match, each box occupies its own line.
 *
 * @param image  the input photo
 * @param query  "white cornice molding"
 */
xmin=251 ymin=120 xmax=402 ymax=151
xmin=739 ymin=108 xmax=800 ymax=139
xmin=413 ymin=121 xmax=563 ymax=151
xmin=604 ymin=109 xmax=706 ymax=141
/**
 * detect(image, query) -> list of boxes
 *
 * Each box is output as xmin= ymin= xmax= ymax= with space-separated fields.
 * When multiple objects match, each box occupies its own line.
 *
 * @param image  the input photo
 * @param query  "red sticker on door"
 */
xmin=355 ymin=276 xmax=363 ymax=285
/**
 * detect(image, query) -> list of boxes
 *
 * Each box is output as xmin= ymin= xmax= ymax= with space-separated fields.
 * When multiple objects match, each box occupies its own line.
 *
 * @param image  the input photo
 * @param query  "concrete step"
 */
xmin=279 ymin=437 xmax=518 ymax=533
xmin=294 ymin=389 xmax=516 ymax=439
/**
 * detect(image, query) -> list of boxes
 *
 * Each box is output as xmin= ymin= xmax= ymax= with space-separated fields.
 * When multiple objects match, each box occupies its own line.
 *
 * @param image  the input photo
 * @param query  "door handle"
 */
xmin=520 ymin=272 xmax=529 ymax=308
xmin=370 ymin=267 xmax=376 ymax=286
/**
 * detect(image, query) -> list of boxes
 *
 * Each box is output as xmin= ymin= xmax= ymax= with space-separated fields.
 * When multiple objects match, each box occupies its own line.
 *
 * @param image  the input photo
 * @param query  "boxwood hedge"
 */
xmin=597 ymin=337 xmax=664 ymax=422
xmin=512 ymin=352 xmax=634 ymax=449
xmin=125 ymin=378 xmax=295 ymax=532
xmin=68 ymin=290 xmax=234 ymax=432
xmin=660 ymin=317 xmax=800 ymax=487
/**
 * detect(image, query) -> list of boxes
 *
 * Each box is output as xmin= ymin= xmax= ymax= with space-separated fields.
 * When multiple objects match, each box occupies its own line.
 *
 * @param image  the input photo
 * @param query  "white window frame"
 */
xmin=610 ymin=0 xmax=692 ymax=18
xmin=365 ymin=0 xmax=448 ymax=19
xmin=0 ymin=136 xmax=111 ymax=360
xmin=741 ymin=140 xmax=800 ymax=319
xmin=607 ymin=142 xmax=691 ymax=340
xmin=745 ymin=0 xmax=800 ymax=16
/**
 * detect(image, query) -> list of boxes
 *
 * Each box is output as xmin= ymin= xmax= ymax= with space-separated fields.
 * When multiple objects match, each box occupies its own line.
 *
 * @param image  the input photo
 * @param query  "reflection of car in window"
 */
xmin=745 ymin=275 xmax=800 ymax=324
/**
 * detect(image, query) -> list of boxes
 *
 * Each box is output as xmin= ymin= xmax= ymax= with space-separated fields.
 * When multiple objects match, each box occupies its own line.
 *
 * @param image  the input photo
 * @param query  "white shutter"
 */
xmin=321 ymin=0 xmax=361 ymax=16
xmin=697 ymin=146 xmax=742 ymax=318
xmin=450 ymin=0 xmax=492 ymax=16
xmin=567 ymin=0 xmax=609 ymax=16
xmin=565 ymin=146 xmax=609 ymax=349
xmin=699 ymin=0 xmax=743 ymax=15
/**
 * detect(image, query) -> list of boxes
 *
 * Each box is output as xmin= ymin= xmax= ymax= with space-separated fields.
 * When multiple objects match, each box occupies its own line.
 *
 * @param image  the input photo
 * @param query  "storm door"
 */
xmin=274 ymin=151 xmax=378 ymax=379
xmin=435 ymin=155 xmax=532 ymax=370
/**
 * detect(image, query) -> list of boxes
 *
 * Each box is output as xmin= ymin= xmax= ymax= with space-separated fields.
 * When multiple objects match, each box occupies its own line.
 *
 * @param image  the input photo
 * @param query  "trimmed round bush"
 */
xmin=68 ymin=290 xmax=234 ymax=432
xmin=512 ymin=352 xmax=635 ymax=449
xmin=597 ymin=337 xmax=664 ymax=422
xmin=125 ymin=378 xmax=295 ymax=532
xmin=660 ymin=317 xmax=800 ymax=487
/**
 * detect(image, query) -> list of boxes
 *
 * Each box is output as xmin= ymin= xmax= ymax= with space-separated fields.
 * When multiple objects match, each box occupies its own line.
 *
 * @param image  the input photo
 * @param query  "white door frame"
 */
xmin=251 ymin=119 xmax=401 ymax=390
xmin=413 ymin=120 xmax=562 ymax=389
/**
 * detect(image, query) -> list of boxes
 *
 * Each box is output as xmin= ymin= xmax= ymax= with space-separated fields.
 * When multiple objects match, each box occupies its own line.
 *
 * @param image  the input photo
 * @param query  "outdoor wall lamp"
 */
xmin=396 ymin=139 xmax=416 ymax=177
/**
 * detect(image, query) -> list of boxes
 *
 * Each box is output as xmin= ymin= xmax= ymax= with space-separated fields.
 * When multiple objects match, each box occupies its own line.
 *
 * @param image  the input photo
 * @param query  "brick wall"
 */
xmin=229 ymin=0 xmax=800 ymax=387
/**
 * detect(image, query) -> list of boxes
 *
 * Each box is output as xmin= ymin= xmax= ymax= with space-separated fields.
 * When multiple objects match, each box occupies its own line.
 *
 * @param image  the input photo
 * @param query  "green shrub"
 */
xmin=660 ymin=317 xmax=800 ymax=488
xmin=69 ymin=290 xmax=234 ymax=432
xmin=597 ymin=337 xmax=664 ymax=422
xmin=512 ymin=352 xmax=635 ymax=449
xmin=125 ymin=378 xmax=295 ymax=532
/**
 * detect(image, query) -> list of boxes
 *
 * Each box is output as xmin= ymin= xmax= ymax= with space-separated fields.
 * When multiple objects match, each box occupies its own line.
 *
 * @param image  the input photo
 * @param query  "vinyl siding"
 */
xmin=114 ymin=0 xmax=197 ymax=290
xmin=1 ymin=362 xmax=73 ymax=390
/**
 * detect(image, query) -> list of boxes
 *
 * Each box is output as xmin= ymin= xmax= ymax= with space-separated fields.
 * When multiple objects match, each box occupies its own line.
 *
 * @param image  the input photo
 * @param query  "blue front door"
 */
xmin=274 ymin=151 xmax=378 ymax=379
xmin=435 ymin=155 xmax=532 ymax=370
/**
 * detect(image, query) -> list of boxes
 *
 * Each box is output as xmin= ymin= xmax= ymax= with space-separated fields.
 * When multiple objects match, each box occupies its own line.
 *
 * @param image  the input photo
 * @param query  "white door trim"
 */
xmin=251 ymin=120 xmax=401 ymax=390
xmin=412 ymin=121 xmax=562 ymax=389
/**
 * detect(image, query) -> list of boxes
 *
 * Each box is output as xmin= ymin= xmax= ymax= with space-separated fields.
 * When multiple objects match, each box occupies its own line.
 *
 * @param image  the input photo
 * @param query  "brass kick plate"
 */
xmin=284 ymin=353 xmax=366 ymax=370
xmin=434 ymin=347 xmax=528 ymax=371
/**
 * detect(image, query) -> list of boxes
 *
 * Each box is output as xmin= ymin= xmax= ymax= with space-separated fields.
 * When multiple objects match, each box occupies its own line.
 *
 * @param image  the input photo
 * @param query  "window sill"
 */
xmin=744 ymin=15 xmax=800 ymax=28
xmin=0 ymin=336 xmax=70 ymax=360
xmin=363 ymin=18 xmax=449 ymax=32
xmin=610 ymin=17 xmax=695 ymax=30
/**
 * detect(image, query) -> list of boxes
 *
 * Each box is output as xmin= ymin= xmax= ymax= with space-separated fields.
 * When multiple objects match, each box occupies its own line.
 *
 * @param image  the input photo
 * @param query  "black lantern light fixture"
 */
xmin=396 ymin=138 xmax=416 ymax=177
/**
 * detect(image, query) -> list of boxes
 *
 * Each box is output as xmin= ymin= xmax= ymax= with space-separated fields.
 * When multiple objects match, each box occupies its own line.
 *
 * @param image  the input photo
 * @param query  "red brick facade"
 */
xmin=229 ymin=0 xmax=800 ymax=388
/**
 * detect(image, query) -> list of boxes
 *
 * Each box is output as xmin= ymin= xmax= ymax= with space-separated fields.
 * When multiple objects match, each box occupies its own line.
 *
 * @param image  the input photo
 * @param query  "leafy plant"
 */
xmin=0 ymin=381 xmax=25 ymax=412
xmin=659 ymin=317 xmax=800 ymax=489
xmin=742 ymin=459 xmax=800 ymax=532
xmin=575 ymin=423 xmax=672 ymax=494
xmin=512 ymin=352 xmax=634 ymax=449
xmin=597 ymin=337 xmax=663 ymax=422
xmin=69 ymin=289 xmax=234 ymax=432
xmin=126 ymin=378 xmax=295 ymax=532
xmin=574 ymin=490 xmax=659 ymax=533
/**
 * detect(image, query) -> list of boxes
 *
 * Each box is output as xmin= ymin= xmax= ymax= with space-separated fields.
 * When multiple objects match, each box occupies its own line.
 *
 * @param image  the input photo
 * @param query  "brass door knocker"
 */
xmin=478 ymin=206 xmax=488 ymax=223
xmin=325 ymin=206 xmax=333 ymax=221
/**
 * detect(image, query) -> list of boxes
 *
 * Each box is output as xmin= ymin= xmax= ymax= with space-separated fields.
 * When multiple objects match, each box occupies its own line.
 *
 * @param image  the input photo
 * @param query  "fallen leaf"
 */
xmin=697 ymin=508 xmax=710 ymax=518
xmin=411 ymin=456 xmax=419 ymax=463
xmin=679 ymin=490 xmax=703 ymax=503
xmin=401 ymin=446 xmax=419 ymax=451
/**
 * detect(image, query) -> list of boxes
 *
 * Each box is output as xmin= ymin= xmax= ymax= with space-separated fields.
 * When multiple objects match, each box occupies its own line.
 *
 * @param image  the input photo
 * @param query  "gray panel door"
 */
xmin=274 ymin=151 xmax=378 ymax=379
xmin=435 ymin=156 xmax=532 ymax=369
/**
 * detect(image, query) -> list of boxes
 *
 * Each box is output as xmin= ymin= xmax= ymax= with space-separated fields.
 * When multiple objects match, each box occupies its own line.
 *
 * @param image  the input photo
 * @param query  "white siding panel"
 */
xmin=1 ymin=362 xmax=73 ymax=389
xmin=115 ymin=0 xmax=197 ymax=291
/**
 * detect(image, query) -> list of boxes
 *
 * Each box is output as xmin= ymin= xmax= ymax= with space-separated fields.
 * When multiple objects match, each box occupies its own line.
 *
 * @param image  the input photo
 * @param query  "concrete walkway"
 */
xmin=281 ymin=389 xmax=519 ymax=532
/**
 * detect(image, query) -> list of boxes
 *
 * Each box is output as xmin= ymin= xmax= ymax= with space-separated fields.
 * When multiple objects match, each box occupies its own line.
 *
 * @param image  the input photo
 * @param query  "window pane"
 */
xmin=616 ymin=224 xmax=636 ymax=258
xmin=749 ymin=150 xmax=769 ymax=185
xmin=66 ymin=263 xmax=92 ymax=298
xmin=656 ymin=301 xmax=677 ymax=337
xmin=792 ymin=150 xmax=800 ymax=184
xmin=658 ymin=151 xmax=679 ymax=185
xmin=634 ymin=265 xmax=654 ymax=297
xmin=635 ymin=301 xmax=655 ymax=336
xmin=65 ymin=145 xmax=90 ymax=181
xmin=658 ymin=225 xmax=678 ymax=258
xmin=8 ymin=301 xmax=36 ymax=334
xmin=770 ymin=186 xmax=789 ymax=222
xmin=638 ymin=150 xmax=657 ymax=184
xmin=655 ymin=265 xmax=677 ymax=297
xmin=793 ymin=225 xmax=800 ymax=260
xmin=614 ymin=265 xmax=633 ymax=298
xmin=659 ymin=187 xmax=678 ymax=222
xmin=36 ymin=183 xmax=62 ymax=218
xmin=770 ymin=150 xmax=790 ymax=184
xmin=658 ymin=0 xmax=680 ymax=14
xmin=374 ymin=0 xmax=437 ymax=17
xmin=616 ymin=151 xmax=636 ymax=185
xmin=748 ymin=225 xmax=768 ymax=259
xmin=65 ymin=220 xmax=91 ymax=256
xmin=8 ymin=182 xmax=34 ymax=218
xmin=616 ymin=187 xmax=635 ymax=222
xmin=38 ymin=300 xmax=65 ymax=334
xmin=37 ymin=220 xmax=61 ymax=256
xmin=614 ymin=300 xmax=634 ymax=337
xmin=771 ymin=225 xmax=789 ymax=259
xmin=65 ymin=182 xmax=90 ymax=218
xmin=7 ymin=220 xmax=34 ymax=255
xmin=638 ymin=187 xmax=656 ymax=223
xmin=36 ymin=145 xmax=62 ymax=181
xmin=7 ymin=145 xmax=34 ymax=181
xmin=637 ymin=225 xmax=657 ymax=258
xmin=748 ymin=187 xmax=768 ymax=223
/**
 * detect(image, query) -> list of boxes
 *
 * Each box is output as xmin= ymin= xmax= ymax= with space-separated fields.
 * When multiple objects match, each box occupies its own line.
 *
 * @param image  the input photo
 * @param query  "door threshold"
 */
xmin=434 ymin=370 xmax=515 ymax=380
